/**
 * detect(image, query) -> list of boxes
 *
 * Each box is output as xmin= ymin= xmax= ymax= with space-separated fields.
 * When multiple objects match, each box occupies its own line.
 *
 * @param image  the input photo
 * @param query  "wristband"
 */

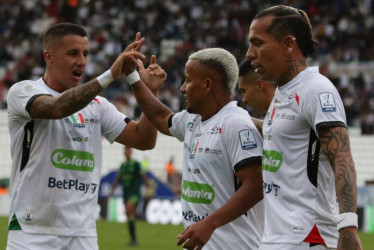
xmin=126 ymin=70 xmax=140 ymax=85
xmin=97 ymin=70 xmax=114 ymax=88
xmin=337 ymin=212 xmax=358 ymax=231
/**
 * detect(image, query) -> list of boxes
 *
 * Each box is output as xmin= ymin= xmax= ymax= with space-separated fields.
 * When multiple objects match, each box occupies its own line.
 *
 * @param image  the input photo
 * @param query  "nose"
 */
xmin=77 ymin=53 xmax=87 ymax=66
xmin=241 ymin=96 xmax=247 ymax=104
xmin=246 ymin=45 xmax=255 ymax=60
xmin=180 ymin=81 xmax=186 ymax=94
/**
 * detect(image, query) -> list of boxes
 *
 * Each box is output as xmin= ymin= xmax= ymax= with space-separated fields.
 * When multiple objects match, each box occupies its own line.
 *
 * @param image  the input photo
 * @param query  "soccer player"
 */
xmin=6 ymin=23 xmax=165 ymax=249
xmin=108 ymin=146 xmax=148 ymax=246
xmin=238 ymin=59 xmax=276 ymax=118
xmin=247 ymin=5 xmax=362 ymax=250
xmin=129 ymin=47 xmax=264 ymax=250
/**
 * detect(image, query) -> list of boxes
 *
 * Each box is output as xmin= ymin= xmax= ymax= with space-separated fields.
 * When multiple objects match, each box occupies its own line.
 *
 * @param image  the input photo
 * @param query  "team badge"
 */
xmin=238 ymin=129 xmax=257 ymax=150
xmin=318 ymin=92 xmax=336 ymax=112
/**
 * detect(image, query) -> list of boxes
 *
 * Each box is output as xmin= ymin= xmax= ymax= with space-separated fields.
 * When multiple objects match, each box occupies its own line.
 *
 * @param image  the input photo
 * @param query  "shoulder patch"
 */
xmin=238 ymin=129 xmax=258 ymax=150
xmin=24 ymin=83 xmax=36 ymax=93
xmin=318 ymin=92 xmax=336 ymax=112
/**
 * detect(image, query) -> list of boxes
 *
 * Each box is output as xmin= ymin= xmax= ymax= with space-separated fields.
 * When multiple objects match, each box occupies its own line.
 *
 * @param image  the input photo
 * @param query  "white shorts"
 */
xmin=6 ymin=230 xmax=98 ymax=250
xmin=259 ymin=242 xmax=336 ymax=250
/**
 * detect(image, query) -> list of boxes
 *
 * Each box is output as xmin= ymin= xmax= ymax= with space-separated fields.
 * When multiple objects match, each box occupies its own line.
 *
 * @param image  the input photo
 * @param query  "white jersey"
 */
xmin=261 ymin=67 xmax=344 ymax=248
xmin=169 ymin=101 xmax=264 ymax=250
xmin=7 ymin=78 xmax=127 ymax=236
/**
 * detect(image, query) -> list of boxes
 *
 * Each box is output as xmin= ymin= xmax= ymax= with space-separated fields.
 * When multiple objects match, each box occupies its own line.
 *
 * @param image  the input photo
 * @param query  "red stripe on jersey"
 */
xmin=295 ymin=93 xmax=299 ymax=105
xmin=94 ymin=98 xmax=100 ymax=104
xmin=304 ymin=224 xmax=326 ymax=245
xmin=78 ymin=113 xmax=85 ymax=123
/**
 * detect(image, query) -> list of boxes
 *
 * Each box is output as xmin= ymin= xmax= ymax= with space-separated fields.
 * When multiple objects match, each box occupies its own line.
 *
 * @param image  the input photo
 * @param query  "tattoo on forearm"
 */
xmin=339 ymin=230 xmax=362 ymax=249
xmin=319 ymin=127 xmax=357 ymax=213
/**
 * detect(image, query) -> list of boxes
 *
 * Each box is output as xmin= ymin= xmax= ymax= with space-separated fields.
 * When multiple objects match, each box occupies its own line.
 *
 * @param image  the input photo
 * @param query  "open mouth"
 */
xmin=72 ymin=71 xmax=82 ymax=79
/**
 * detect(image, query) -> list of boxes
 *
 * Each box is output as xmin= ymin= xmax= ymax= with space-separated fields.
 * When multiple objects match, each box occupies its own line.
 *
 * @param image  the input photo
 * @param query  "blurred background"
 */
xmin=0 ymin=0 xmax=374 ymax=235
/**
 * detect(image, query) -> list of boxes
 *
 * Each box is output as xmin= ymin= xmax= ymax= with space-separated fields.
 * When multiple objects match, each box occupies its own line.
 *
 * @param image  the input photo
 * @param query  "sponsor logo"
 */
xmin=239 ymin=129 xmax=258 ymax=150
xmin=48 ymin=177 xmax=98 ymax=194
xmin=182 ymin=210 xmax=209 ymax=222
xmin=274 ymin=113 xmax=296 ymax=120
xmin=188 ymin=167 xmax=201 ymax=174
xmin=318 ymin=92 xmax=336 ymax=112
xmin=207 ymin=125 xmax=221 ymax=135
xmin=262 ymin=150 xmax=283 ymax=172
xmin=70 ymin=113 xmax=86 ymax=128
xmin=187 ymin=120 xmax=195 ymax=130
xmin=51 ymin=149 xmax=95 ymax=172
xmin=67 ymin=136 xmax=88 ymax=142
xmin=24 ymin=211 xmax=32 ymax=221
xmin=263 ymin=181 xmax=281 ymax=196
xmin=263 ymin=134 xmax=272 ymax=140
xmin=204 ymin=148 xmax=222 ymax=155
xmin=181 ymin=180 xmax=215 ymax=204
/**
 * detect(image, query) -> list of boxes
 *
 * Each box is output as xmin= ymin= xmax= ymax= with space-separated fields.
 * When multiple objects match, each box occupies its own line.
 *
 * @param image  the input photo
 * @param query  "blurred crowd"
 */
xmin=1 ymin=0 xmax=374 ymax=131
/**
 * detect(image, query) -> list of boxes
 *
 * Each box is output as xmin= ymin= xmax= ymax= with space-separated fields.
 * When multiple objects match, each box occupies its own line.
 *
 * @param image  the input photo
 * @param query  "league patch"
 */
xmin=238 ymin=129 xmax=257 ymax=150
xmin=24 ymin=83 xmax=36 ymax=93
xmin=318 ymin=92 xmax=336 ymax=112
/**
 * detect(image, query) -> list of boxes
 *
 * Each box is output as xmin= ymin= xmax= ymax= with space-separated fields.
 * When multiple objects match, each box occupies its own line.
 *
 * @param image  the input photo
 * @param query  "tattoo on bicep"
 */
xmin=32 ymin=79 xmax=103 ymax=118
xmin=319 ymin=128 xmax=357 ymax=213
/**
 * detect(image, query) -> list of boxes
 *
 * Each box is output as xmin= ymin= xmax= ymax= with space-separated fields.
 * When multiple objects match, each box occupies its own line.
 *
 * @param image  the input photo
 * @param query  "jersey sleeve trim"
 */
xmin=168 ymin=114 xmax=175 ymax=128
xmin=25 ymin=94 xmax=52 ymax=114
xmin=316 ymin=121 xmax=346 ymax=131
xmin=234 ymin=156 xmax=262 ymax=173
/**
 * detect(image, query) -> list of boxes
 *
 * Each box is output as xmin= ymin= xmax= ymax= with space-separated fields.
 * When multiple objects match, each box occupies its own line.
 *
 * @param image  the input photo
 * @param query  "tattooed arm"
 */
xmin=30 ymin=39 xmax=145 ymax=119
xmin=29 ymin=79 xmax=104 ymax=119
xmin=318 ymin=126 xmax=362 ymax=250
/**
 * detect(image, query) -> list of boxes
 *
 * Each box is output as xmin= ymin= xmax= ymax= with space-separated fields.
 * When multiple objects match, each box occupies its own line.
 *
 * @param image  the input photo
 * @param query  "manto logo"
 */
xmin=51 ymin=149 xmax=95 ymax=172
xmin=262 ymin=150 xmax=283 ymax=172
xmin=181 ymin=180 xmax=215 ymax=204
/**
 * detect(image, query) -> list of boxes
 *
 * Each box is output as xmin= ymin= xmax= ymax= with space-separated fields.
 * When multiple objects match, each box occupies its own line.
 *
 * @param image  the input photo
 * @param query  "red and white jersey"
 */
xmin=261 ymin=67 xmax=345 ymax=248
xmin=169 ymin=101 xmax=264 ymax=250
xmin=7 ymin=78 xmax=127 ymax=236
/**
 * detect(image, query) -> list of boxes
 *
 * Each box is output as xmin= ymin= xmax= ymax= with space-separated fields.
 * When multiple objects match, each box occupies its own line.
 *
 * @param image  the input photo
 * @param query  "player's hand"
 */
xmin=137 ymin=55 xmax=167 ymax=93
xmin=337 ymin=227 xmax=362 ymax=250
xmin=176 ymin=220 xmax=215 ymax=250
xmin=110 ymin=32 xmax=145 ymax=78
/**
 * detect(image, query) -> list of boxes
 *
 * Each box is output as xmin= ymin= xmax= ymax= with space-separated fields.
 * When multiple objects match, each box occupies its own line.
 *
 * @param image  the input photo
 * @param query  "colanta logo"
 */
xmin=51 ymin=149 xmax=95 ymax=172
xmin=262 ymin=150 xmax=283 ymax=172
xmin=181 ymin=180 xmax=215 ymax=204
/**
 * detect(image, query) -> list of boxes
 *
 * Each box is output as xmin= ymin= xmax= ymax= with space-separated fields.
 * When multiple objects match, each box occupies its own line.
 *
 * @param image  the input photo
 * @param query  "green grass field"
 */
xmin=0 ymin=216 xmax=373 ymax=249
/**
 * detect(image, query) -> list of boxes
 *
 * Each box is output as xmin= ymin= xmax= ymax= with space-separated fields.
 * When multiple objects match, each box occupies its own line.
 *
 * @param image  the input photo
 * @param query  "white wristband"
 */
xmin=126 ymin=71 xmax=140 ymax=85
xmin=337 ymin=212 xmax=358 ymax=231
xmin=97 ymin=70 xmax=114 ymax=88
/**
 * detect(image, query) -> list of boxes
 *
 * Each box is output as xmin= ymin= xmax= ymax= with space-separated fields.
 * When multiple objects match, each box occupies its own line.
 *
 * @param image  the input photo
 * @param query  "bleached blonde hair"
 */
xmin=189 ymin=48 xmax=239 ymax=93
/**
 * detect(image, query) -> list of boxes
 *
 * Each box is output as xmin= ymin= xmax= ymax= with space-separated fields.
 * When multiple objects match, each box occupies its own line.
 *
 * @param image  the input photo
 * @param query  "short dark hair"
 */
xmin=42 ymin=22 xmax=87 ymax=50
xmin=253 ymin=5 xmax=318 ymax=58
xmin=238 ymin=59 xmax=254 ymax=77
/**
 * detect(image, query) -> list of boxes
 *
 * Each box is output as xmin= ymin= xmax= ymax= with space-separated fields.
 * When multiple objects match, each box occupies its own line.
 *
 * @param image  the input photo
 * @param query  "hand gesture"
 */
xmin=137 ymin=55 xmax=167 ymax=93
xmin=110 ymin=32 xmax=145 ymax=78
xmin=176 ymin=220 xmax=215 ymax=250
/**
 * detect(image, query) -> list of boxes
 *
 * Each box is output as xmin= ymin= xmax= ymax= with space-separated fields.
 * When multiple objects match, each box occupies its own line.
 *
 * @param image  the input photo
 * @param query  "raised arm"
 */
xmin=127 ymin=55 xmax=174 ymax=136
xmin=318 ymin=126 xmax=362 ymax=250
xmin=29 ymin=40 xmax=145 ymax=119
